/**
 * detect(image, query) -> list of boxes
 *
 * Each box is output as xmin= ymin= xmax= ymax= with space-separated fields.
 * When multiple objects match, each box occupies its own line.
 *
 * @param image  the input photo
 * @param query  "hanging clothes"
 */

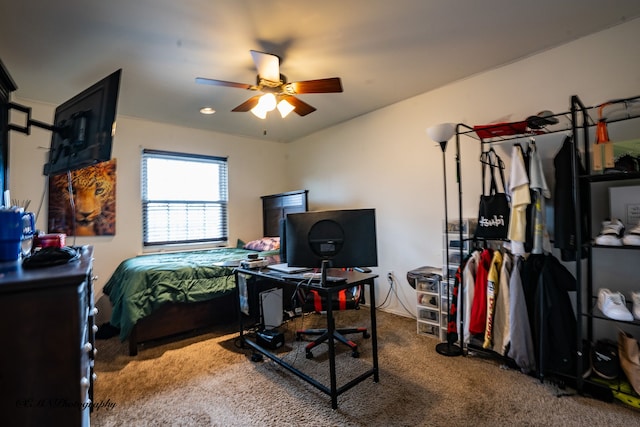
xmin=536 ymin=254 xmax=578 ymax=375
xmin=507 ymin=256 xmax=536 ymax=373
xmin=446 ymin=254 xmax=472 ymax=344
xmin=492 ymin=251 xmax=513 ymax=356
xmin=519 ymin=253 xmax=578 ymax=375
xmin=461 ymin=249 xmax=481 ymax=343
xmin=553 ymin=136 xmax=588 ymax=261
xmin=520 ymin=253 xmax=545 ymax=355
xmin=483 ymin=250 xmax=503 ymax=349
xmin=528 ymin=141 xmax=552 ymax=254
xmin=520 ymin=145 xmax=534 ymax=253
xmin=469 ymin=248 xmax=493 ymax=336
xmin=507 ymin=145 xmax=531 ymax=256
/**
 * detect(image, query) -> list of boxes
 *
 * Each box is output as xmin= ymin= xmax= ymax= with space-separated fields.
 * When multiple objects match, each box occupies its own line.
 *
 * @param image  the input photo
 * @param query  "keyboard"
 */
xmin=281 ymin=273 xmax=347 ymax=285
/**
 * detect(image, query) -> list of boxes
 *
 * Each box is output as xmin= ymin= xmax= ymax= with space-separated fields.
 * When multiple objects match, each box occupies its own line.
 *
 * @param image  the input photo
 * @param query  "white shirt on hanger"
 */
xmin=507 ymin=145 xmax=530 ymax=255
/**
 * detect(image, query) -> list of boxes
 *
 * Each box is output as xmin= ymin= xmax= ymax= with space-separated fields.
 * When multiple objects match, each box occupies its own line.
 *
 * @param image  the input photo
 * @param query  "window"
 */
xmin=142 ymin=149 xmax=228 ymax=246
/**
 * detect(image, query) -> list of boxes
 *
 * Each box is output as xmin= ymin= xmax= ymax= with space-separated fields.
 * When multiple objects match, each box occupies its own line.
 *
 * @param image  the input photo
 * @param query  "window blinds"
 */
xmin=141 ymin=149 xmax=228 ymax=246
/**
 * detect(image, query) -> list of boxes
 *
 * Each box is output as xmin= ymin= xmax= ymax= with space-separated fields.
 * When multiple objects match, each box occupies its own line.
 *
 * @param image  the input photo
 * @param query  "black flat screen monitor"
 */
xmin=278 ymin=218 xmax=287 ymax=263
xmin=43 ymin=69 xmax=122 ymax=176
xmin=285 ymin=208 xmax=378 ymax=269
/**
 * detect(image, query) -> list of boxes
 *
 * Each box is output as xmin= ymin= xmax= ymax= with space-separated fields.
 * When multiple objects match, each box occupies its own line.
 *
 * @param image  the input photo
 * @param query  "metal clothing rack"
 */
xmin=444 ymin=95 xmax=640 ymax=404
xmin=449 ymin=107 xmax=581 ymax=379
xmin=446 ymin=95 xmax=640 ymax=408
xmin=446 ymin=121 xmax=549 ymax=361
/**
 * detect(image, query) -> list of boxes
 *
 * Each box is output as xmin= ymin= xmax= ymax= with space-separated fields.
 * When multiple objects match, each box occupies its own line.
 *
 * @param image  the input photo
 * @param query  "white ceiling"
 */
xmin=2 ymin=1 xmax=640 ymax=143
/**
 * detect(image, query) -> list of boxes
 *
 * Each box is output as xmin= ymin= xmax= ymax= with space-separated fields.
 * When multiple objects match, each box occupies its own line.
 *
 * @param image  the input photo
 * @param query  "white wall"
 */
xmin=8 ymin=105 xmax=289 ymax=322
xmin=7 ymin=17 xmax=640 ymax=326
xmin=287 ymin=17 xmax=640 ymax=319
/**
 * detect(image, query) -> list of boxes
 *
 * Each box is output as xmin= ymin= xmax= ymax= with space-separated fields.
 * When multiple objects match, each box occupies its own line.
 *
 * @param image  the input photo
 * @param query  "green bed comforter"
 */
xmin=104 ymin=248 xmax=272 ymax=341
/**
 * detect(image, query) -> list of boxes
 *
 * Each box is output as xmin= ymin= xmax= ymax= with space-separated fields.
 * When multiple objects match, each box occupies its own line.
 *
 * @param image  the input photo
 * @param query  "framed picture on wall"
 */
xmin=48 ymin=159 xmax=116 ymax=236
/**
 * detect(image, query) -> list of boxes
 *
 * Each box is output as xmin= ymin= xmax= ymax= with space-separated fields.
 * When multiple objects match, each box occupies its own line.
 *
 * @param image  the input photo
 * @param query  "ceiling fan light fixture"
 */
xmin=197 ymin=51 xmax=341 ymax=118
xmin=251 ymin=93 xmax=277 ymax=119
xmin=277 ymin=99 xmax=295 ymax=118
xmin=251 ymin=107 xmax=267 ymax=119
xmin=259 ymin=93 xmax=277 ymax=111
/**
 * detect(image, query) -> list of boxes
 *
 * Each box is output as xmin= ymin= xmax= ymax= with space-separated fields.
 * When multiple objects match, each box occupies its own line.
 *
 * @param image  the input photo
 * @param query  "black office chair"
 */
xmin=295 ymin=284 xmax=370 ymax=358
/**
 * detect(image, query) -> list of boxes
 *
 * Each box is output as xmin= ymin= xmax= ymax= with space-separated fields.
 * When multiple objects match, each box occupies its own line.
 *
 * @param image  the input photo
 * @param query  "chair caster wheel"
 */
xmin=363 ymin=332 xmax=371 ymax=339
xmin=351 ymin=350 xmax=360 ymax=358
xmin=306 ymin=352 xmax=314 ymax=359
xmin=251 ymin=353 xmax=263 ymax=362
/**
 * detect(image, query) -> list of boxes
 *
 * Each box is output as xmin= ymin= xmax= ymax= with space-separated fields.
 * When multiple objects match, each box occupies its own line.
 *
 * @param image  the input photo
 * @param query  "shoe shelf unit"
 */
xmin=571 ymin=95 xmax=640 ymax=399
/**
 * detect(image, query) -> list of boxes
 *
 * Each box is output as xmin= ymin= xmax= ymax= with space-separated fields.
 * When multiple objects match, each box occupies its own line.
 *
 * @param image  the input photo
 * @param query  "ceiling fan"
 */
xmin=196 ymin=50 xmax=343 ymax=118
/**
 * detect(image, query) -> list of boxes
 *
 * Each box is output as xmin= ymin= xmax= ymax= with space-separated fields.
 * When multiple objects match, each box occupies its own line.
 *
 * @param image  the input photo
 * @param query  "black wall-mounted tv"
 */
xmin=43 ymin=69 xmax=121 ymax=176
xmin=285 ymin=208 xmax=378 ymax=269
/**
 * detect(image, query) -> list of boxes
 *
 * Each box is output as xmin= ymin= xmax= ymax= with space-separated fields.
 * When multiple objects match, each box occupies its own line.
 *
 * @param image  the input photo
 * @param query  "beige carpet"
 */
xmin=91 ymin=308 xmax=639 ymax=426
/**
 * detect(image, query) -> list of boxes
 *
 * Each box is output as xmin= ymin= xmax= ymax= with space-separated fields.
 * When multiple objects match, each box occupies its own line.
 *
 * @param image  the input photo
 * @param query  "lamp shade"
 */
xmin=426 ymin=123 xmax=456 ymax=143
xmin=259 ymin=93 xmax=277 ymax=111
xmin=251 ymin=93 xmax=277 ymax=119
xmin=251 ymin=107 xmax=267 ymax=119
xmin=277 ymin=99 xmax=295 ymax=118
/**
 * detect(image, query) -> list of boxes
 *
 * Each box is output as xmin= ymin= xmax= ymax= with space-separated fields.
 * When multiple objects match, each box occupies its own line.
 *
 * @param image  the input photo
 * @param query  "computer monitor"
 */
xmin=285 ymin=208 xmax=378 ymax=269
xmin=43 ymin=69 xmax=122 ymax=176
xmin=278 ymin=218 xmax=287 ymax=263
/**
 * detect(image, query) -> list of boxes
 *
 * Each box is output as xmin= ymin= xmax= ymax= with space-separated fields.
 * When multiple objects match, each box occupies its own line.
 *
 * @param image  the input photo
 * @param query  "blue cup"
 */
xmin=0 ymin=209 xmax=35 ymax=261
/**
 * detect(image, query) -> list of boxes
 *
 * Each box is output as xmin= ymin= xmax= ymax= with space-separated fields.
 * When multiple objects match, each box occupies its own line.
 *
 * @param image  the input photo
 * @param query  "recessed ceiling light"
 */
xmin=200 ymin=107 xmax=216 ymax=115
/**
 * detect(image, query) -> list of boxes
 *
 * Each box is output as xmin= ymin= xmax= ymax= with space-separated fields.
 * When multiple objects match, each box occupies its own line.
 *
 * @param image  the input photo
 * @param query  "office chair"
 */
xmin=295 ymin=285 xmax=370 ymax=359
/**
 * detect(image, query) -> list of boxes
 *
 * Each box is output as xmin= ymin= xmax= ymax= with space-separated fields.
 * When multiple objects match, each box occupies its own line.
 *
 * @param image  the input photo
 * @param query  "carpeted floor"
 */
xmin=91 ymin=308 xmax=639 ymax=426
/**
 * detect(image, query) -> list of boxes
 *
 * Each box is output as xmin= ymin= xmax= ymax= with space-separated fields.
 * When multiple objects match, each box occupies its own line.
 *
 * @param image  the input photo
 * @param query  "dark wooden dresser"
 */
xmin=0 ymin=246 xmax=96 ymax=427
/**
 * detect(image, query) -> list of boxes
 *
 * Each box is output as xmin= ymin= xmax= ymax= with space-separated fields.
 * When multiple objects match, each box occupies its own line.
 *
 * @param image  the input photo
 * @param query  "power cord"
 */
xmin=284 ymin=309 xmax=313 ymax=368
xmin=377 ymin=272 xmax=417 ymax=319
xmin=376 ymin=274 xmax=394 ymax=308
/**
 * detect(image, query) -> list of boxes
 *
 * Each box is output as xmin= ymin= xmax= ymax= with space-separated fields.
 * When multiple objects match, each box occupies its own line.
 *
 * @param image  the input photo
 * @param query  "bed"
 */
xmin=103 ymin=189 xmax=308 ymax=355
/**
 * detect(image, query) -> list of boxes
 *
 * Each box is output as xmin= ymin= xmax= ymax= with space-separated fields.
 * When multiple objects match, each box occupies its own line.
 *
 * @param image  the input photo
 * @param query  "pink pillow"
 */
xmin=243 ymin=237 xmax=280 ymax=251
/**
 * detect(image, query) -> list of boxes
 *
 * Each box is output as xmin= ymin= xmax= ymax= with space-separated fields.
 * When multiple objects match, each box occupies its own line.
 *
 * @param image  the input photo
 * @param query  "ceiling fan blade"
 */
xmin=231 ymin=95 xmax=261 ymax=112
xmin=284 ymin=77 xmax=343 ymax=94
xmin=250 ymin=50 xmax=280 ymax=82
xmin=195 ymin=77 xmax=254 ymax=90
xmin=283 ymin=95 xmax=317 ymax=116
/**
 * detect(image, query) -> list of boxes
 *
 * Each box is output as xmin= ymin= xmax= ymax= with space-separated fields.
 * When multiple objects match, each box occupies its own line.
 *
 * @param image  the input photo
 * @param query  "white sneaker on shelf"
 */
xmin=632 ymin=291 xmax=640 ymax=320
xmin=595 ymin=219 xmax=625 ymax=246
xmin=597 ymin=288 xmax=634 ymax=321
xmin=598 ymin=288 xmax=611 ymax=312
xmin=623 ymin=222 xmax=640 ymax=246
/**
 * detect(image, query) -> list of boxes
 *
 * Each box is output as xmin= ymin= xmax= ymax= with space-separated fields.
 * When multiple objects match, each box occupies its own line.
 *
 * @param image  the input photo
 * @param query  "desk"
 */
xmin=235 ymin=267 xmax=379 ymax=409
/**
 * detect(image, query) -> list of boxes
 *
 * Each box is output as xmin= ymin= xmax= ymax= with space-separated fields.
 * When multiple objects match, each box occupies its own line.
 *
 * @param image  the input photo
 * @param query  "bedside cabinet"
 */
xmin=0 ymin=246 xmax=95 ymax=427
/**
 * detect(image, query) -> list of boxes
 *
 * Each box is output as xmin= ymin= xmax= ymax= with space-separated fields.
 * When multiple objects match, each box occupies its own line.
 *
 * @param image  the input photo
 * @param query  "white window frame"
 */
xmin=141 ymin=149 xmax=228 ymax=247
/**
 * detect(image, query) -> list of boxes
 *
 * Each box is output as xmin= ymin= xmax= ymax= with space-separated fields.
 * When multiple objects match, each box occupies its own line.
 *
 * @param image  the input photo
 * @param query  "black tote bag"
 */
xmin=475 ymin=149 xmax=510 ymax=240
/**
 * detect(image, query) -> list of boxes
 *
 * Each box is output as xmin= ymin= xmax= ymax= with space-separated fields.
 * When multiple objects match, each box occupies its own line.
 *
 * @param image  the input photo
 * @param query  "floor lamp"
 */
xmin=427 ymin=123 xmax=462 ymax=357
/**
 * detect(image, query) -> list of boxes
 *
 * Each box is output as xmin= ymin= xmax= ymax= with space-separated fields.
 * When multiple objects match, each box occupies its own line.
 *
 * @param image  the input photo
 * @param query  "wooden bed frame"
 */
xmin=126 ymin=190 xmax=308 ymax=355
xmin=127 ymin=295 xmax=236 ymax=356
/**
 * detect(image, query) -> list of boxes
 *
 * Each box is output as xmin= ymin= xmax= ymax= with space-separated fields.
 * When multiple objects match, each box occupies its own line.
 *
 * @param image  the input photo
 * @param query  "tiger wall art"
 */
xmin=48 ymin=159 xmax=116 ymax=236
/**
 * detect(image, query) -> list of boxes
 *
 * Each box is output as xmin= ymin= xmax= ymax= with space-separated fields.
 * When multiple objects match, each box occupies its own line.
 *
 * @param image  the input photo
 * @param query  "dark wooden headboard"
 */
xmin=261 ymin=190 xmax=308 ymax=237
